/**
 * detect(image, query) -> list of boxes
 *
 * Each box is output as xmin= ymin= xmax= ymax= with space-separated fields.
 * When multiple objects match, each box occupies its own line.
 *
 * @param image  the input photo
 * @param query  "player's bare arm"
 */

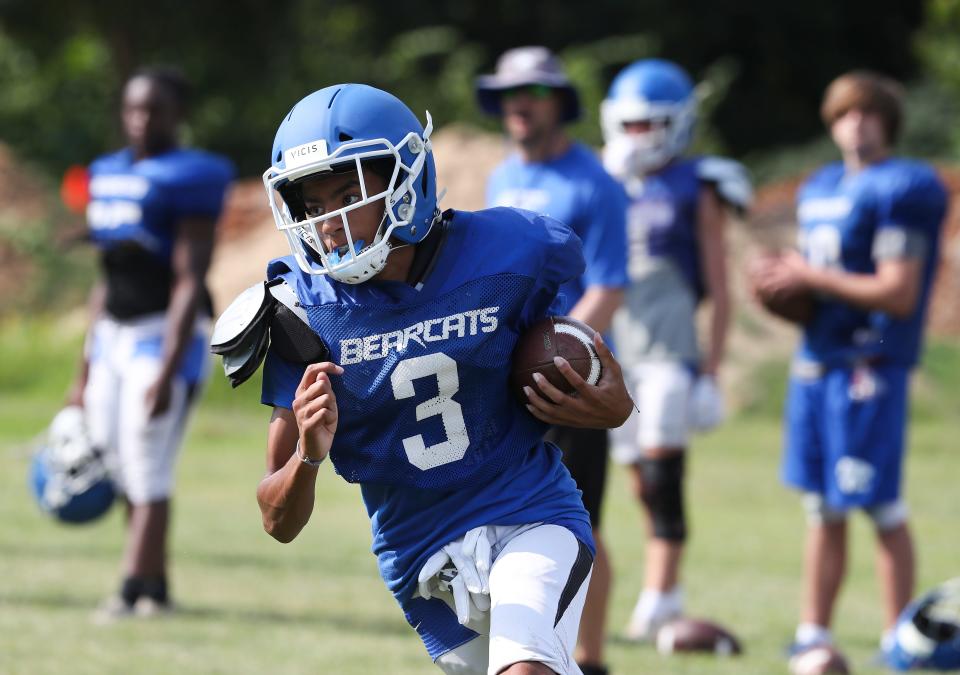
xmin=697 ymin=186 xmax=731 ymax=376
xmin=761 ymin=250 xmax=922 ymax=319
xmin=146 ymin=215 xmax=217 ymax=418
xmin=257 ymin=362 xmax=343 ymax=543
xmin=524 ymin=332 xmax=632 ymax=428
xmin=568 ymin=286 xmax=624 ymax=335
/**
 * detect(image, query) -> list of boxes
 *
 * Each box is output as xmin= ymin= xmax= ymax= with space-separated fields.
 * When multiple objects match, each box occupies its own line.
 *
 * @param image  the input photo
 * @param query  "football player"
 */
xmin=600 ymin=59 xmax=752 ymax=642
xmin=477 ymin=46 xmax=629 ymax=675
xmin=748 ymin=71 xmax=947 ymax=658
xmin=66 ymin=66 xmax=234 ymax=621
xmin=230 ymin=84 xmax=634 ymax=674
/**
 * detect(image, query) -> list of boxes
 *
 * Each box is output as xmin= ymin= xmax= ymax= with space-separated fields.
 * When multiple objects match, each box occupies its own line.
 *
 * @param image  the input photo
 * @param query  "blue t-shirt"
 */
xmin=88 ymin=147 xmax=234 ymax=259
xmin=260 ymin=207 xmax=595 ymax=602
xmin=486 ymin=142 xmax=629 ymax=312
xmin=796 ymin=158 xmax=946 ymax=368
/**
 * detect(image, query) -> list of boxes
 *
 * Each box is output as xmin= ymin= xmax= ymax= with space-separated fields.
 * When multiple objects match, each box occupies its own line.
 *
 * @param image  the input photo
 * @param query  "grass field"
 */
xmin=1 ymin=318 xmax=957 ymax=674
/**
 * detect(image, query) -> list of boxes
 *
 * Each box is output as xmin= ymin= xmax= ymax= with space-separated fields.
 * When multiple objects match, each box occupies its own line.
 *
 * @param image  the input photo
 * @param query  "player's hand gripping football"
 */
xmin=524 ymin=333 xmax=633 ymax=428
xmin=292 ymin=362 xmax=344 ymax=464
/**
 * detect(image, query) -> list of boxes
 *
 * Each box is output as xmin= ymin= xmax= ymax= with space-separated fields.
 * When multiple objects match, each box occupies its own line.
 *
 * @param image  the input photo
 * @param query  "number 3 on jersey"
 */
xmin=390 ymin=353 xmax=470 ymax=470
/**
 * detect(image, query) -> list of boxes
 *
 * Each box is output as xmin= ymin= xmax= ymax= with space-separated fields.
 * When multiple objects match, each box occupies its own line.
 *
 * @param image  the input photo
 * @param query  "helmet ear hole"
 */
xmin=421 ymin=161 xmax=429 ymax=196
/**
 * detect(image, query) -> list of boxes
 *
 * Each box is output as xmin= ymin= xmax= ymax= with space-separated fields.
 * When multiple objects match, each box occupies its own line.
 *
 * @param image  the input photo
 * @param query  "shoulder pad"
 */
xmin=697 ymin=156 xmax=753 ymax=212
xmin=210 ymin=281 xmax=274 ymax=355
xmin=268 ymin=283 xmax=330 ymax=365
xmin=210 ymin=280 xmax=279 ymax=388
xmin=210 ymin=279 xmax=330 ymax=387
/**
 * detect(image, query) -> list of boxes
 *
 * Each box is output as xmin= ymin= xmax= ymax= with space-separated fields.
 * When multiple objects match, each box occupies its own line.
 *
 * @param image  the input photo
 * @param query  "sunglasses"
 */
xmin=500 ymin=84 xmax=554 ymax=101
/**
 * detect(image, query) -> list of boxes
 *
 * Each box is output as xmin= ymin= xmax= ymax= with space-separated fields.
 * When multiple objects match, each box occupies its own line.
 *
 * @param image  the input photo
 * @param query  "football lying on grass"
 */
xmin=656 ymin=617 xmax=743 ymax=656
xmin=788 ymin=645 xmax=851 ymax=674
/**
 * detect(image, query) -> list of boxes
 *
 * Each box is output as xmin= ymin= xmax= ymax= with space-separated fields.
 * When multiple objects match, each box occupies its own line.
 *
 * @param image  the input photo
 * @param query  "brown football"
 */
xmin=748 ymin=251 xmax=816 ymax=325
xmin=788 ymin=645 xmax=851 ymax=675
xmin=511 ymin=316 xmax=601 ymax=403
xmin=757 ymin=283 xmax=816 ymax=325
xmin=656 ymin=617 xmax=743 ymax=656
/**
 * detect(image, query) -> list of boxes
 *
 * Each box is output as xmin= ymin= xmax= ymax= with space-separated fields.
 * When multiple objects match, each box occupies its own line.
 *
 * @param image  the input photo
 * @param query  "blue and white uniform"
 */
xmin=261 ymin=208 xmax=595 ymax=664
xmin=612 ymin=157 xmax=729 ymax=459
xmin=84 ymin=147 xmax=234 ymax=503
xmin=783 ymin=158 xmax=946 ymax=511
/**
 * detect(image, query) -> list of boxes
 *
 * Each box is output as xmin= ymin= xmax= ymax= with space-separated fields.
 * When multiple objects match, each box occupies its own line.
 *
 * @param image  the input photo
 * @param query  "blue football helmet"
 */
xmin=263 ymin=84 xmax=440 ymax=283
xmin=601 ymin=59 xmax=696 ymax=177
xmin=886 ymin=578 xmax=960 ymax=671
xmin=30 ymin=406 xmax=115 ymax=525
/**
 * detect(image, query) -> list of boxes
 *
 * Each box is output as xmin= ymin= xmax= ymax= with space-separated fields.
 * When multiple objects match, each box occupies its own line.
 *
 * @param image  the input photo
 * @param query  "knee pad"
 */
xmin=865 ymin=500 xmax=908 ymax=531
xmin=801 ymin=493 xmax=847 ymax=526
xmin=638 ymin=454 xmax=686 ymax=542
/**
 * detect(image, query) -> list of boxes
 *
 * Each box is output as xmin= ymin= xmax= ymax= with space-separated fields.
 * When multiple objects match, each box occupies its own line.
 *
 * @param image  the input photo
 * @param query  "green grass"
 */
xmin=1 ymin=319 xmax=958 ymax=674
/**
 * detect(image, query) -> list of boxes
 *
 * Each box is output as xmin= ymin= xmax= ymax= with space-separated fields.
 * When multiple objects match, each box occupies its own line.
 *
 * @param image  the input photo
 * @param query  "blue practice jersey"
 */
xmin=88 ymin=147 xmax=234 ymax=259
xmin=796 ymin=159 xmax=946 ymax=368
xmin=261 ymin=208 xmax=595 ymax=602
xmin=623 ymin=157 xmax=710 ymax=299
xmin=486 ymin=142 xmax=629 ymax=311
xmin=87 ymin=147 xmax=234 ymax=319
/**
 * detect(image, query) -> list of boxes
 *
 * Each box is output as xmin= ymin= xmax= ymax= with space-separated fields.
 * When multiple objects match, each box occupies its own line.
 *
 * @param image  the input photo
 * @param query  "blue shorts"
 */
xmin=782 ymin=363 xmax=909 ymax=511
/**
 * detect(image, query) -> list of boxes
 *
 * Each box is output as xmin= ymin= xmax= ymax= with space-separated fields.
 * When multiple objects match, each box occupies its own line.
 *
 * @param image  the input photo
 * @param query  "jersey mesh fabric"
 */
xmin=304 ymin=273 xmax=542 ymax=489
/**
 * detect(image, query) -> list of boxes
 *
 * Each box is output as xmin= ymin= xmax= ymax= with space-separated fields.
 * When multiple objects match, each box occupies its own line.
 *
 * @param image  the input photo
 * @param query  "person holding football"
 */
xmin=599 ymin=59 xmax=752 ymax=642
xmin=66 ymin=66 xmax=234 ymax=621
xmin=476 ymin=45 xmax=629 ymax=675
xmin=748 ymin=70 xmax=947 ymax=659
xmin=225 ymin=83 xmax=634 ymax=674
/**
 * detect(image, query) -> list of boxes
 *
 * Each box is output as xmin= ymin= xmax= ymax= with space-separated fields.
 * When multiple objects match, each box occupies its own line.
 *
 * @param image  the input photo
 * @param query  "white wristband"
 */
xmin=296 ymin=440 xmax=325 ymax=467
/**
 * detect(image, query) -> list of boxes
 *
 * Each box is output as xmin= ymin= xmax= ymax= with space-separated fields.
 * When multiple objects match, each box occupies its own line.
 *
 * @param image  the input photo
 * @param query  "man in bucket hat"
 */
xmin=479 ymin=46 xmax=629 ymax=675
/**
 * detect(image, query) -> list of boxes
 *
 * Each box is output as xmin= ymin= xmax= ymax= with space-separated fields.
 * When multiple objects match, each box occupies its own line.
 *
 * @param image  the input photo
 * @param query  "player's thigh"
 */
xmin=822 ymin=365 xmax=909 ymax=509
xmin=545 ymin=426 xmax=609 ymax=528
xmin=488 ymin=524 xmax=593 ymax=675
xmin=612 ymin=361 xmax=692 ymax=464
xmin=83 ymin=320 xmax=122 ymax=455
xmin=116 ymin=355 xmax=192 ymax=504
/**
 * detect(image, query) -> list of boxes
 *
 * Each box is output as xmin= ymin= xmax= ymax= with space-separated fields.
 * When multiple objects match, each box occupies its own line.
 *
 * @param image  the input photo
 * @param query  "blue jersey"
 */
xmin=624 ymin=157 xmax=707 ymax=298
xmin=87 ymin=147 xmax=234 ymax=319
xmin=88 ymin=147 xmax=234 ymax=259
xmin=796 ymin=159 xmax=946 ymax=368
xmin=486 ymin=142 xmax=629 ymax=311
xmin=261 ymin=208 xmax=594 ymax=601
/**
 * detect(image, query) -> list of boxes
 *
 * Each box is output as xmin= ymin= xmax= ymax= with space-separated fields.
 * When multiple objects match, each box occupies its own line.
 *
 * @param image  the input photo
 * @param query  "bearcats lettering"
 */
xmin=340 ymin=306 xmax=500 ymax=365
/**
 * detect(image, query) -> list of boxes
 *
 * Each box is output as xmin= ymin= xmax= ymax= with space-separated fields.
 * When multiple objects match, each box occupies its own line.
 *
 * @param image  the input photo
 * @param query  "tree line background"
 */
xmin=2 ymin=0 xmax=960 ymax=181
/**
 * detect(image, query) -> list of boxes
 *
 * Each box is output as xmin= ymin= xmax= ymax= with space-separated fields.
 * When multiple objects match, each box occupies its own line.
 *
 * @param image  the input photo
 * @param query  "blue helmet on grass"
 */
xmin=886 ymin=578 xmax=960 ymax=671
xmin=263 ymin=84 xmax=440 ymax=284
xmin=601 ymin=59 xmax=697 ymax=176
xmin=30 ymin=406 xmax=115 ymax=525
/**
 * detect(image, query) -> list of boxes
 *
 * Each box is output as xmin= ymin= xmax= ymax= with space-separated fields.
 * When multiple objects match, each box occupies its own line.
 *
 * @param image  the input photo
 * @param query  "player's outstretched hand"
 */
xmin=524 ymin=332 xmax=633 ymax=429
xmin=292 ymin=362 xmax=344 ymax=464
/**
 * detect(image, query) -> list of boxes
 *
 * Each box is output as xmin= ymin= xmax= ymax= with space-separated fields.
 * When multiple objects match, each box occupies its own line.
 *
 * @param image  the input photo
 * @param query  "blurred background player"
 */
xmin=600 ymin=59 xmax=751 ymax=642
xmin=66 ymin=66 xmax=234 ymax=621
xmin=246 ymin=83 xmax=635 ymax=674
xmin=476 ymin=46 xmax=629 ymax=675
xmin=748 ymin=71 xmax=946 ymax=658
